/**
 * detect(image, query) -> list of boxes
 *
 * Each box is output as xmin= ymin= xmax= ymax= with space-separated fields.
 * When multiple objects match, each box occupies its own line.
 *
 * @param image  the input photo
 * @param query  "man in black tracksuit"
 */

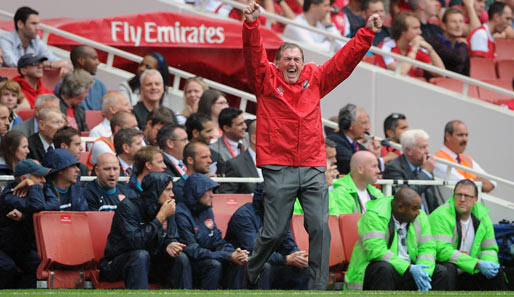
xmin=99 ymin=172 xmax=192 ymax=289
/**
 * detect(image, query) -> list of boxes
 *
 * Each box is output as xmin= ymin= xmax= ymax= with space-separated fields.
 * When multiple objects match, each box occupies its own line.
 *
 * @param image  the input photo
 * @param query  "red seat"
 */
xmin=362 ymin=55 xmax=376 ymax=65
xmin=495 ymin=39 xmax=514 ymax=60
xmin=34 ymin=211 xmax=95 ymax=288
xmin=41 ymin=68 xmax=61 ymax=91
xmin=478 ymin=79 xmax=514 ymax=103
xmin=1 ymin=68 xmax=19 ymax=80
xmin=16 ymin=109 xmax=34 ymax=121
xmin=430 ymin=77 xmax=479 ymax=98
xmin=328 ymin=215 xmax=345 ymax=267
xmin=496 ymin=59 xmax=514 ymax=80
xmin=79 ymin=152 xmax=89 ymax=164
xmin=338 ymin=213 xmax=362 ymax=262
xmin=211 ymin=194 xmax=253 ymax=237
xmin=85 ymin=110 xmax=104 ymax=130
xmin=470 ymin=58 xmax=497 ymax=80
xmin=290 ymin=214 xmax=309 ymax=252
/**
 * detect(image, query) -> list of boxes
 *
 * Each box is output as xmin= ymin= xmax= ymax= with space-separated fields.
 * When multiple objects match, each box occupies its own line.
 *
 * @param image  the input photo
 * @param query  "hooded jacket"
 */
xmin=225 ymin=183 xmax=298 ymax=265
xmin=103 ymin=172 xmax=179 ymax=260
xmin=84 ymin=180 xmax=137 ymax=211
xmin=11 ymin=75 xmax=53 ymax=108
xmin=175 ymin=173 xmax=235 ymax=262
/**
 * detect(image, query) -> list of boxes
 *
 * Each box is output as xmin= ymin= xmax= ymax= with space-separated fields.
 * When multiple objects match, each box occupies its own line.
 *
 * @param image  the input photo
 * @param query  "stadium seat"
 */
xmin=338 ymin=213 xmax=362 ymax=262
xmin=211 ymin=193 xmax=253 ymax=237
xmin=41 ymin=68 xmax=61 ymax=91
xmin=328 ymin=215 xmax=346 ymax=267
xmin=496 ymin=60 xmax=514 ymax=80
xmin=85 ymin=110 xmax=104 ymax=130
xmin=495 ymin=39 xmax=514 ymax=60
xmin=2 ymin=68 xmax=19 ymax=80
xmin=430 ymin=77 xmax=480 ymax=98
xmin=290 ymin=214 xmax=309 ymax=252
xmin=362 ymin=55 xmax=376 ymax=65
xmin=470 ymin=58 xmax=497 ymax=80
xmin=478 ymin=79 xmax=514 ymax=103
xmin=79 ymin=152 xmax=89 ymax=164
xmin=34 ymin=211 xmax=95 ymax=288
xmin=16 ymin=109 xmax=34 ymax=121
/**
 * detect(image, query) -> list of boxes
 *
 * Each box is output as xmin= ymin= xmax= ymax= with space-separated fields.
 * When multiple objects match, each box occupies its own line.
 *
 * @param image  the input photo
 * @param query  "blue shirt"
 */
xmin=54 ymin=77 xmax=106 ymax=111
xmin=0 ymin=30 xmax=60 ymax=67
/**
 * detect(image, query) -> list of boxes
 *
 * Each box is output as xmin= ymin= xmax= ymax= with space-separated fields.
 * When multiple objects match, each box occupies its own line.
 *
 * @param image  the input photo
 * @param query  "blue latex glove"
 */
xmin=410 ymin=264 xmax=432 ymax=291
xmin=478 ymin=260 xmax=500 ymax=279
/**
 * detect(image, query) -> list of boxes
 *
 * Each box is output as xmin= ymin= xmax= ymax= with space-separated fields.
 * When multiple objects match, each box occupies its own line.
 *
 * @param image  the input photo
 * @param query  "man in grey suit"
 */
xmin=14 ymin=94 xmax=59 ymax=137
xmin=209 ymin=107 xmax=248 ymax=165
xmin=220 ymin=120 xmax=260 ymax=194
xmin=382 ymin=129 xmax=442 ymax=213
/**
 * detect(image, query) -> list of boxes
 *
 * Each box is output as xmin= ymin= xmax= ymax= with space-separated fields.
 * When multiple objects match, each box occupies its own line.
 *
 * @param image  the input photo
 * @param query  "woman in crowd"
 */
xmin=119 ymin=52 xmax=172 ymax=106
xmin=0 ymin=80 xmax=30 ymax=129
xmin=176 ymin=76 xmax=209 ymax=125
xmin=197 ymin=89 xmax=229 ymax=142
xmin=0 ymin=131 xmax=29 ymax=175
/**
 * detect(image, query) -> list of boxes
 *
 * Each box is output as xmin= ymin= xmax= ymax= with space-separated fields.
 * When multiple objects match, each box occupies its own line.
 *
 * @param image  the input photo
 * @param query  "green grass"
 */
xmin=0 ymin=291 xmax=514 ymax=297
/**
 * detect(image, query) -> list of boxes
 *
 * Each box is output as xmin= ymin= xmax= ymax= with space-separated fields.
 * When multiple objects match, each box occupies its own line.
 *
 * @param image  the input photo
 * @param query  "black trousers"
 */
xmin=439 ymin=262 xmax=507 ymax=291
xmin=0 ymin=249 xmax=39 ymax=289
xmin=363 ymin=260 xmax=449 ymax=290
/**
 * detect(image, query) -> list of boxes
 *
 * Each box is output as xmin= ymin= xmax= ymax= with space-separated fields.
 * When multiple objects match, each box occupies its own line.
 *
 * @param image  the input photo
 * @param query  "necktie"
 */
xmin=238 ymin=142 xmax=246 ymax=153
xmin=178 ymin=161 xmax=186 ymax=173
xmin=352 ymin=141 xmax=359 ymax=152
xmin=413 ymin=167 xmax=421 ymax=176
xmin=125 ymin=167 xmax=133 ymax=176
xmin=456 ymin=154 xmax=462 ymax=164
xmin=47 ymin=145 xmax=54 ymax=152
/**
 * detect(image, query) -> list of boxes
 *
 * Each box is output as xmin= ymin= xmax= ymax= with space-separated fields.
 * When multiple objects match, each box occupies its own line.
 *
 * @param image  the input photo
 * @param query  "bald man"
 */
xmin=90 ymin=92 xmax=133 ymax=139
xmin=84 ymin=153 xmax=136 ymax=211
xmin=345 ymin=187 xmax=448 ymax=291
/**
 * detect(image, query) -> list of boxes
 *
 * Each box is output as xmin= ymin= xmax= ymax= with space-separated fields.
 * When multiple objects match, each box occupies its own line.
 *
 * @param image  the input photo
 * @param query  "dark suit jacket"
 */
xmin=28 ymin=133 xmax=47 ymax=163
xmin=382 ymin=155 xmax=441 ymax=213
xmin=13 ymin=117 xmax=36 ymax=137
xmin=326 ymin=131 xmax=367 ymax=175
xmin=163 ymin=153 xmax=182 ymax=178
xmin=220 ymin=150 xmax=259 ymax=194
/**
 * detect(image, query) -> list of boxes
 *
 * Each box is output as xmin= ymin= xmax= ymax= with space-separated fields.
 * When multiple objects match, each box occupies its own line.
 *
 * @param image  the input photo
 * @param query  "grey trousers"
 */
xmin=247 ymin=165 xmax=330 ymax=290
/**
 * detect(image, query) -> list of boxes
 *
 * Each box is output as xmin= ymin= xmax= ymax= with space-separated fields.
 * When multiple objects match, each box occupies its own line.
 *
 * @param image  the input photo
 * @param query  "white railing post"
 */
xmin=106 ymin=53 xmax=114 ymax=67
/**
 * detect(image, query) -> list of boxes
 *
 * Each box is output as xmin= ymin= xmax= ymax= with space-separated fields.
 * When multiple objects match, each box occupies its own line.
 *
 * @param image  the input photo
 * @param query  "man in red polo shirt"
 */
xmin=11 ymin=54 xmax=53 ymax=108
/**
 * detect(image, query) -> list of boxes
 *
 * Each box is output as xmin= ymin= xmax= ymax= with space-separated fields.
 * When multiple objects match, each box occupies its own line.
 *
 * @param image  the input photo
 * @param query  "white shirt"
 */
xmin=469 ymin=23 xmax=494 ymax=54
xmin=356 ymin=188 xmax=371 ymax=213
xmin=90 ymin=137 xmax=115 ymax=166
xmin=39 ymin=134 xmax=53 ymax=152
xmin=248 ymin=147 xmax=263 ymax=179
xmin=89 ymin=118 xmax=111 ymax=139
xmin=283 ymin=14 xmax=345 ymax=52
xmin=163 ymin=152 xmax=186 ymax=176
xmin=118 ymin=156 xmax=132 ymax=173
xmin=393 ymin=216 xmax=411 ymax=262
xmin=434 ymin=145 xmax=496 ymax=188
xmin=459 ymin=218 xmax=475 ymax=255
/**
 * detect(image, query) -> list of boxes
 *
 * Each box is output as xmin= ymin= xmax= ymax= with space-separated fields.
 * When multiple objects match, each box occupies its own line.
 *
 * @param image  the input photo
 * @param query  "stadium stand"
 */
xmin=470 ymin=58 xmax=498 ymax=81
xmin=84 ymin=110 xmax=104 ymax=131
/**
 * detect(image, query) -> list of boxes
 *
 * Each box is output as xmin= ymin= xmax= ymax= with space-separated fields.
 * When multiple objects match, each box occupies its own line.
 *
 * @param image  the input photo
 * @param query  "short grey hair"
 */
xmin=100 ymin=91 xmax=126 ymax=115
xmin=59 ymin=69 xmax=94 ymax=98
xmin=38 ymin=107 xmax=62 ymax=122
xmin=139 ymin=69 xmax=163 ymax=86
xmin=400 ymin=129 xmax=429 ymax=152
xmin=34 ymin=94 xmax=59 ymax=108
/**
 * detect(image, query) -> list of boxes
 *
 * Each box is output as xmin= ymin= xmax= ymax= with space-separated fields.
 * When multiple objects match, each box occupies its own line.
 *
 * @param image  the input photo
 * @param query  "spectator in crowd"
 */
xmin=376 ymin=12 xmax=445 ymax=78
xmin=175 ymin=173 xmax=248 ymax=289
xmin=14 ymin=94 xmax=59 ymax=137
xmin=225 ymin=184 xmax=309 ymax=289
xmin=467 ymin=2 xmax=513 ymax=59
xmin=210 ymin=107 xmax=248 ymax=165
xmin=132 ymin=70 xmax=177 ymax=131
xmin=27 ymin=108 xmax=65 ymax=163
xmin=197 ymin=90 xmax=229 ymax=142
xmin=114 ymin=128 xmax=144 ymax=177
xmin=53 ymin=126 xmax=89 ymax=177
xmin=324 ymin=138 xmax=340 ymax=187
xmin=0 ymin=80 xmax=30 ymax=129
xmin=173 ymin=141 xmax=214 ymax=203
xmin=120 ymin=52 xmax=172 ymax=106
xmin=11 ymin=54 xmax=53 ymax=108
xmin=58 ymin=69 xmax=94 ymax=132
xmin=383 ymin=129 xmax=442 ymax=213
xmin=88 ymin=111 xmax=139 ymax=168
xmin=143 ymin=106 xmax=175 ymax=146
xmin=186 ymin=113 xmax=216 ymax=144
xmin=283 ymin=0 xmax=345 ymax=52
xmin=427 ymin=8 xmax=470 ymax=76
xmin=434 ymin=120 xmax=495 ymax=193
xmin=158 ymin=124 xmax=189 ymax=178
xmin=361 ymin=0 xmax=391 ymax=46
xmin=0 ymin=6 xmax=72 ymax=73
xmin=0 ymin=105 xmax=11 ymax=138
xmin=450 ymin=0 xmax=482 ymax=36
xmin=390 ymin=0 xmax=413 ymax=18
xmin=429 ymin=179 xmax=506 ymax=290
xmin=54 ymin=45 xmax=106 ymax=110
xmin=0 ymin=159 xmax=55 ymax=289
xmin=342 ymin=0 xmax=366 ymax=37
xmin=382 ymin=113 xmax=408 ymax=163
xmin=84 ymin=153 xmax=136 ymax=211
xmin=220 ymin=120 xmax=260 ymax=194
xmin=42 ymin=148 xmax=88 ymax=211
xmin=345 ymin=187 xmax=448 ymax=290
xmin=90 ymin=92 xmax=133 ymax=139
xmin=100 ymin=172 xmax=191 ymax=289
xmin=129 ymin=146 xmax=167 ymax=194
xmin=327 ymin=104 xmax=381 ymax=175
xmin=176 ymin=77 xmax=208 ymax=125
xmin=0 ymin=131 xmax=29 ymax=175
xmin=411 ymin=0 xmax=442 ymax=39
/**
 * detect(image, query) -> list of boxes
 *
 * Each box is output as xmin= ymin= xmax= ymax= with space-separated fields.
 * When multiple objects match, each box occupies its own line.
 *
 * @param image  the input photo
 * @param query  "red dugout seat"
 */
xmin=85 ymin=110 xmax=104 ymax=130
xmin=470 ymin=58 xmax=497 ymax=80
xmin=338 ymin=213 xmax=362 ymax=262
xmin=290 ymin=214 xmax=309 ymax=252
xmin=211 ymin=194 xmax=253 ymax=237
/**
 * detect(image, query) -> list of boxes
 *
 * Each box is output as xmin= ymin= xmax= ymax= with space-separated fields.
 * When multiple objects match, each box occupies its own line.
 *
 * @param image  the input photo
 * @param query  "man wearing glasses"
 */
xmin=429 ymin=179 xmax=507 ymax=290
xmin=157 ymin=124 xmax=189 ymax=179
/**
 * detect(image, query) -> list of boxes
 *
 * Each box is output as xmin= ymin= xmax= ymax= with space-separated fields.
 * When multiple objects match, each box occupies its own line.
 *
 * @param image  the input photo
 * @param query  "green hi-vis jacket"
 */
xmin=428 ymin=196 xmax=498 ymax=274
xmin=293 ymin=174 xmax=385 ymax=215
xmin=344 ymin=196 xmax=436 ymax=290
